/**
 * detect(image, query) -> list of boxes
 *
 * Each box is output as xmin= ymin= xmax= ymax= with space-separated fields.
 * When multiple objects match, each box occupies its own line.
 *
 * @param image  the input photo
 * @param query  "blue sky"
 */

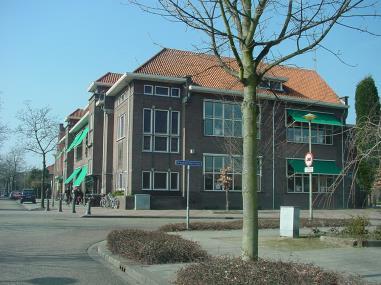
xmin=0 ymin=0 xmax=380 ymax=167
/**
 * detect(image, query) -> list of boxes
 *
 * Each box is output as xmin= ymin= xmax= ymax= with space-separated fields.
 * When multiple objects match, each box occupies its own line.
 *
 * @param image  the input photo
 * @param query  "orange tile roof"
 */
xmin=135 ymin=48 xmax=341 ymax=105
xmin=95 ymin=72 xmax=123 ymax=85
xmin=68 ymin=108 xmax=86 ymax=119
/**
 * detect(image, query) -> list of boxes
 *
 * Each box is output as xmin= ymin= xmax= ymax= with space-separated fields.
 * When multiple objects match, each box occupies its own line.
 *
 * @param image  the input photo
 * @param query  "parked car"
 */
xmin=9 ymin=191 xmax=22 ymax=200
xmin=20 ymin=189 xmax=36 ymax=204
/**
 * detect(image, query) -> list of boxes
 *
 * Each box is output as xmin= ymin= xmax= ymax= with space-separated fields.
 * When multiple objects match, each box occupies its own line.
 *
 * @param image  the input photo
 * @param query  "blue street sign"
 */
xmin=175 ymin=160 xmax=202 ymax=167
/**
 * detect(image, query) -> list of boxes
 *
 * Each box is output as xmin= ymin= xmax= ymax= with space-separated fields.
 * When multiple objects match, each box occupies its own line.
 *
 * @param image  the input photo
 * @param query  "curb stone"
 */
xmin=81 ymin=215 xmax=239 ymax=219
xmin=95 ymin=240 xmax=186 ymax=285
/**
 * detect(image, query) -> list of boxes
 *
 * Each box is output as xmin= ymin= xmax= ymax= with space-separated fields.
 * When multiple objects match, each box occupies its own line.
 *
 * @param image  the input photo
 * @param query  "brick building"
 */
xmin=54 ymin=48 xmax=360 ymax=210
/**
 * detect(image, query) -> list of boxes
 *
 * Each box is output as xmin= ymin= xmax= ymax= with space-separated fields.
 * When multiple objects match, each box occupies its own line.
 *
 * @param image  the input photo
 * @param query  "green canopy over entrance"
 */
xmin=73 ymin=165 xmax=88 ymax=187
xmin=64 ymin=168 xmax=81 ymax=184
xmin=287 ymin=109 xmax=343 ymax=126
xmin=287 ymin=159 xmax=342 ymax=175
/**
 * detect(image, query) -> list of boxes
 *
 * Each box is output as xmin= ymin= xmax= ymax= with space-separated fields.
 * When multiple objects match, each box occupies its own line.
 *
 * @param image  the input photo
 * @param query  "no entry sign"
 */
xmin=305 ymin=152 xmax=314 ymax=167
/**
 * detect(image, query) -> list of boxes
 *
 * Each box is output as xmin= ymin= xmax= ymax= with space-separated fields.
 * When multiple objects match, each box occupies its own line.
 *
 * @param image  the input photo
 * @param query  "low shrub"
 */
xmin=159 ymin=218 xmax=349 ymax=232
xmin=111 ymin=190 xmax=125 ymax=197
xmin=107 ymin=229 xmax=209 ymax=264
xmin=175 ymin=257 xmax=366 ymax=285
xmin=341 ymin=216 xmax=369 ymax=237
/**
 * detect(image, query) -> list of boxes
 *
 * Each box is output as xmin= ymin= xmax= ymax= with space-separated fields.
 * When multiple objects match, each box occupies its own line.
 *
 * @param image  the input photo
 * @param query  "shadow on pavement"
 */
xmin=0 ymin=277 xmax=77 ymax=285
xmin=27 ymin=277 xmax=77 ymax=285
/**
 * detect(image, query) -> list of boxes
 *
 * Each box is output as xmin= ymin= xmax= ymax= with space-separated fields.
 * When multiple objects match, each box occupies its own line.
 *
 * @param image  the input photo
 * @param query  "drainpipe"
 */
xmin=272 ymin=102 xmax=275 ymax=209
xmin=340 ymin=97 xmax=348 ymax=209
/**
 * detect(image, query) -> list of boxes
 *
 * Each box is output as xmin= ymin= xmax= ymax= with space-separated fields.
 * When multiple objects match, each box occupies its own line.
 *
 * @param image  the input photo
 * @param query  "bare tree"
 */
xmin=131 ymin=0 xmax=379 ymax=260
xmin=17 ymin=103 xmax=57 ymax=208
xmin=0 ymin=100 xmax=8 ymax=147
xmin=0 ymin=148 xmax=25 ymax=192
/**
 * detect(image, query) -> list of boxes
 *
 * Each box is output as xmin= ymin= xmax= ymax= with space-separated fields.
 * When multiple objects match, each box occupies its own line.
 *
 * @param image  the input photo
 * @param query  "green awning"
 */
xmin=66 ymin=130 xmax=84 ymax=152
xmin=66 ymin=126 xmax=89 ymax=153
xmin=73 ymin=165 xmax=88 ymax=187
xmin=64 ymin=167 xmax=82 ymax=184
xmin=287 ymin=109 xmax=343 ymax=126
xmin=288 ymin=159 xmax=342 ymax=175
xmin=73 ymin=127 xmax=89 ymax=148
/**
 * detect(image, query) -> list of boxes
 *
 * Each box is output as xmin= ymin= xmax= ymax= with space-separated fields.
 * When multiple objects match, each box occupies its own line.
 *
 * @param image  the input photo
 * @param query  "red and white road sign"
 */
xmin=305 ymin=152 xmax=314 ymax=167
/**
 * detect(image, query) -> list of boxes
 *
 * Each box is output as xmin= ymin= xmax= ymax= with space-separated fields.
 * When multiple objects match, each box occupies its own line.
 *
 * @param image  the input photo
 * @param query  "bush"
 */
xmin=111 ymin=190 xmax=125 ymax=197
xmin=175 ymin=257 xmax=365 ymax=285
xmin=159 ymin=218 xmax=350 ymax=232
xmin=341 ymin=216 xmax=369 ymax=237
xmin=107 ymin=229 xmax=209 ymax=264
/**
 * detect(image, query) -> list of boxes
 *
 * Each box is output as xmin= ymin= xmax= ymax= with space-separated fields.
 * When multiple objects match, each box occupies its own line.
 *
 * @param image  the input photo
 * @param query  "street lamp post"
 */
xmin=303 ymin=113 xmax=316 ymax=220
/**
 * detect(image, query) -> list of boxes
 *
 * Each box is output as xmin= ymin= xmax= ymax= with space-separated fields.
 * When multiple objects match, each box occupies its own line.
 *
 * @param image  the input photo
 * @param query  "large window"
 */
xmin=286 ymin=112 xmax=333 ymax=145
xmin=143 ymin=109 xmax=180 ymax=153
xmin=203 ymin=154 xmax=261 ymax=192
xmin=142 ymin=171 xmax=179 ymax=191
xmin=117 ymin=141 xmax=124 ymax=169
xmin=117 ymin=114 xmax=126 ymax=139
xmin=117 ymin=171 xmax=126 ymax=190
xmin=203 ymin=100 xmax=260 ymax=138
xmin=76 ymin=144 xmax=82 ymax=161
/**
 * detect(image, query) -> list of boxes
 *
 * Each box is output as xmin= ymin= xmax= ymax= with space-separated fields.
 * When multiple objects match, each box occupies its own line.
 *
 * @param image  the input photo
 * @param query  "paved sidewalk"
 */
xmin=95 ymin=228 xmax=381 ymax=284
xmin=21 ymin=199 xmax=381 ymax=224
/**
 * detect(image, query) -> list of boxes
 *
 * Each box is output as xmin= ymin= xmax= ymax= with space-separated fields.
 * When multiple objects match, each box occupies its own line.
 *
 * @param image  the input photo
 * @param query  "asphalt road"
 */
xmin=0 ymin=199 xmax=176 ymax=285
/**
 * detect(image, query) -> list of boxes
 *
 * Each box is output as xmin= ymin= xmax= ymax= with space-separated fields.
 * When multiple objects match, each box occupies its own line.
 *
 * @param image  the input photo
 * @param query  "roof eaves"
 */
xmin=106 ymin=72 xmax=187 ymax=97
xmin=188 ymin=85 xmax=348 ymax=109
xmin=87 ymin=81 xmax=113 ymax=92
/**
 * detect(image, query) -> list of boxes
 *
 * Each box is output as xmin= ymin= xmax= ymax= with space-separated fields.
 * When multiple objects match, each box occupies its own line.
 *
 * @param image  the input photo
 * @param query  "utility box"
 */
xmin=134 ymin=194 xmax=150 ymax=210
xmin=280 ymin=206 xmax=300 ymax=238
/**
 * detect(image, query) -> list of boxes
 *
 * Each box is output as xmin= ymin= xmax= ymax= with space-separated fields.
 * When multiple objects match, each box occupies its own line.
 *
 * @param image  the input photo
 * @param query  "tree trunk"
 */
xmin=241 ymin=71 xmax=258 ymax=261
xmin=225 ymin=187 xmax=229 ymax=212
xmin=41 ymin=155 xmax=46 ymax=208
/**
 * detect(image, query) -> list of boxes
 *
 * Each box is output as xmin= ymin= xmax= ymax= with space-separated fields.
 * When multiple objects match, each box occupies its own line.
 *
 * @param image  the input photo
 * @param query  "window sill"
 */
xmin=203 ymin=190 xmax=262 ymax=193
xmin=286 ymin=192 xmax=333 ymax=194
xmin=286 ymin=140 xmax=333 ymax=146
xmin=142 ymin=189 xmax=180 ymax=191
xmin=142 ymin=150 xmax=180 ymax=154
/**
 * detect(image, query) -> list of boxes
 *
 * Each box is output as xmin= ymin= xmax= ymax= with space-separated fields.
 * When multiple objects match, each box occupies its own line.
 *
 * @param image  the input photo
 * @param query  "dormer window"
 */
xmin=258 ymin=79 xmax=283 ymax=91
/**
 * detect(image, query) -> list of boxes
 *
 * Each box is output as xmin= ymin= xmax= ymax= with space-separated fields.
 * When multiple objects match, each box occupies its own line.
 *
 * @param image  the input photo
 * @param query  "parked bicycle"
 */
xmin=100 ymin=193 xmax=119 ymax=209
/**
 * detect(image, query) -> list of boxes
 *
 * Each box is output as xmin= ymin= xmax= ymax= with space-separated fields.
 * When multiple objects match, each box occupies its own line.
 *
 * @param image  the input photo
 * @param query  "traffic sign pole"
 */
xmin=175 ymin=160 xmax=202 ymax=230
xmin=186 ymin=165 xmax=190 ymax=230
xmin=308 ymin=121 xmax=313 ymax=220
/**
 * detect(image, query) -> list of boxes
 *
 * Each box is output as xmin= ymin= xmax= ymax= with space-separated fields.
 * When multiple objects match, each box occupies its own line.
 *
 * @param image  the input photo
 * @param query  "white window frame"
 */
xmin=286 ymin=159 xmax=337 ymax=193
xmin=118 ymin=172 xmax=125 ymax=190
xmin=171 ymin=87 xmax=181 ymax=98
xmin=87 ymin=159 xmax=93 ymax=175
xmin=142 ymin=171 xmax=151 ymax=190
xmin=258 ymin=79 xmax=283 ymax=91
xmin=285 ymin=108 xmax=335 ymax=146
xmin=203 ymin=153 xmax=262 ymax=192
xmin=203 ymin=100 xmax=260 ymax=139
xmin=143 ymin=135 xmax=152 ymax=152
xmin=170 ymin=172 xmax=179 ymax=191
xmin=154 ymin=109 xmax=169 ymax=135
xmin=153 ymin=136 xmax=169 ymax=153
xmin=144 ymin=85 xmax=153 ymax=95
xmin=117 ymin=114 xmax=126 ymax=140
xmin=142 ymin=109 xmax=180 ymax=153
xmin=155 ymin=86 xmax=170 ymax=97
xmin=153 ymin=171 xmax=168 ymax=190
